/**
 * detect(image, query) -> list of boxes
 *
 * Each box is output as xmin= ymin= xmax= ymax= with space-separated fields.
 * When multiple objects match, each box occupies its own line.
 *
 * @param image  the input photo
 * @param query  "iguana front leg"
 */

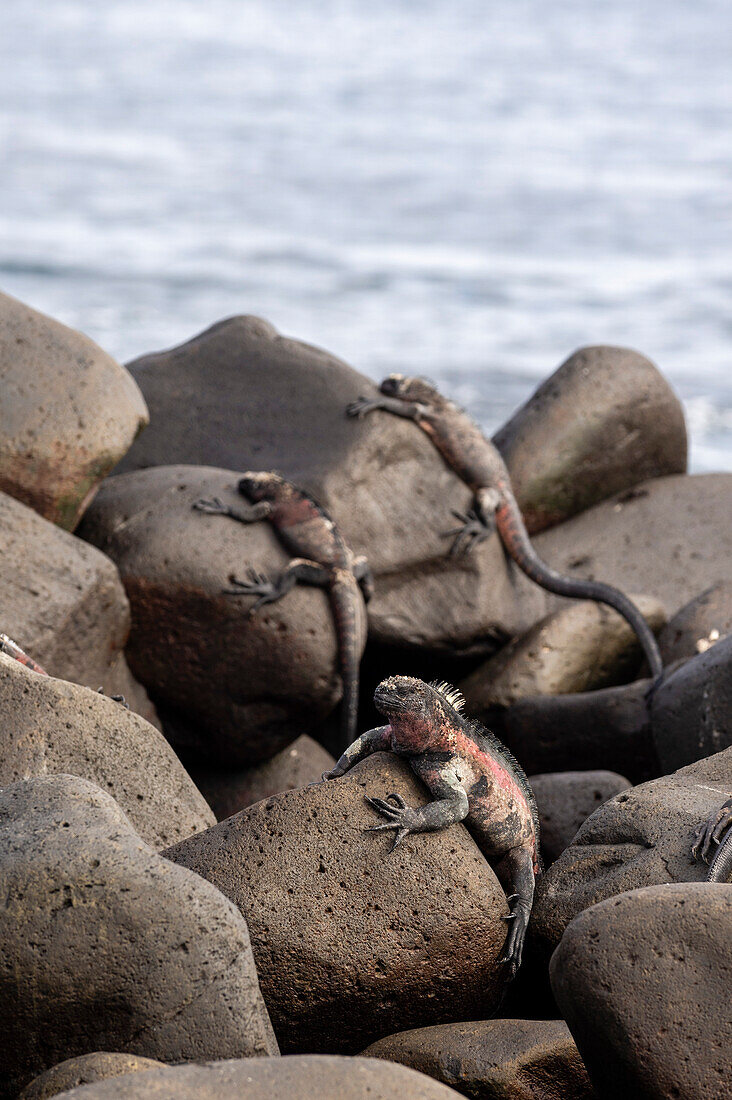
xmin=320 ymin=725 xmax=393 ymax=781
xmin=366 ymin=764 xmax=469 ymax=852
xmin=692 ymin=797 xmax=732 ymax=881
xmin=193 ymin=497 xmax=273 ymax=523
xmin=444 ymin=487 xmax=502 ymax=556
xmin=224 ymin=558 xmax=329 ymax=613
xmin=346 ymin=395 xmax=425 ymax=420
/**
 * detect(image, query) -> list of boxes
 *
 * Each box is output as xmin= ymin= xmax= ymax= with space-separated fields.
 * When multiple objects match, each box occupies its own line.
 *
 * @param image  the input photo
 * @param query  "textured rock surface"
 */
xmin=460 ymin=596 xmax=665 ymax=717
xmin=0 ymin=774 xmax=277 ymax=1098
xmin=19 ymin=1054 xmax=165 ymax=1100
xmin=0 ymin=652 xmax=214 ymax=848
xmin=551 ymin=884 xmax=732 ymax=1100
xmin=165 ymin=753 xmax=509 ymax=1053
xmin=45 ymin=1057 xmax=463 ymax=1099
xmin=0 ymin=489 xmax=158 ymax=726
xmin=361 ymin=1019 xmax=593 ymax=1100
xmin=192 ymin=735 xmax=335 ymax=820
xmin=657 ymin=580 xmax=732 ymax=664
xmin=530 ymin=745 xmax=732 ymax=958
xmin=534 ymin=473 xmax=732 ymax=621
xmin=493 ymin=345 xmax=687 ymax=534
xmin=79 ymin=465 xmax=361 ymax=765
xmin=529 ymin=770 xmax=631 ymax=866
xmin=116 ymin=314 xmax=547 ymax=652
xmin=0 ymin=290 xmax=148 ymax=529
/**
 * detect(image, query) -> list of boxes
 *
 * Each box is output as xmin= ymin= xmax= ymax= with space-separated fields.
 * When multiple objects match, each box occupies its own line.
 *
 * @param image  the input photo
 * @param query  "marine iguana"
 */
xmin=347 ymin=375 xmax=663 ymax=679
xmin=321 ymin=674 xmax=541 ymax=976
xmin=0 ymin=634 xmax=48 ymax=675
xmin=692 ymin=796 xmax=732 ymax=883
xmin=194 ymin=473 xmax=373 ymax=751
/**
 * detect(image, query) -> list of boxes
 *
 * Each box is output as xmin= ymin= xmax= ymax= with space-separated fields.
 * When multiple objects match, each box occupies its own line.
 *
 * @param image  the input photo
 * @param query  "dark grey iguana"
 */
xmin=692 ymin=797 xmax=732 ymax=882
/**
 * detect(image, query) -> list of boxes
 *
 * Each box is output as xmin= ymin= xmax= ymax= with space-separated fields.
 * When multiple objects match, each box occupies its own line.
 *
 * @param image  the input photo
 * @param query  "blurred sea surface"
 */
xmin=1 ymin=0 xmax=731 ymax=469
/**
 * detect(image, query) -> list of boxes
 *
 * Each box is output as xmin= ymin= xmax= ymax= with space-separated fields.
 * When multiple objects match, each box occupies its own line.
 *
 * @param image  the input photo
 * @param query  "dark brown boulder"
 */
xmin=529 ymin=770 xmax=631 ymax=866
xmin=550 ymin=884 xmax=732 ymax=1100
xmin=361 ymin=1018 xmax=593 ymax=1099
xmin=530 ymin=745 xmax=732 ymax=959
xmin=19 ymin=1054 xmax=165 ymax=1100
xmin=657 ymin=580 xmax=732 ymax=664
xmin=0 ymin=652 xmax=214 ymax=848
xmin=493 ymin=345 xmax=687 ymax=534
xmin=164 ymin=753 xmax=509 ymax=1053
xmin=79 ymin=465 xmax=362 ymax=765
xmin=45 ymin=1057 xmax=463 ymax=1099
xmin=0 ymin=489 xmax=158 ymax=727
xmin=0 ymin=774 xmax=277 ymax=1098
xmin=0 ymin=290 xmax=148 ymax=530
xmin=191 ymin=735 xmax=335 ymax=819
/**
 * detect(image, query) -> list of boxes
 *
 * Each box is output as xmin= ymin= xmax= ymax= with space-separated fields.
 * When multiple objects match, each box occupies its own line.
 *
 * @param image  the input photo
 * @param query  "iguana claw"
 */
xmin=444 ymin=508 xmax=494 ymax=556
xmin=223 ymin=567 xmax=279 ymax=614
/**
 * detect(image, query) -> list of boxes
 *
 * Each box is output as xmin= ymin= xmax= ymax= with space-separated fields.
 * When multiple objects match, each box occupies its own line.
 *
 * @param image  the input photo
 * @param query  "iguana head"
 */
xmin=238 ymin=472 xmax=288 ymax=502
xmin=374 ymin=675 xmax=464 ymax=750
xmin=379 ymin=374 xmax=442 ymax=405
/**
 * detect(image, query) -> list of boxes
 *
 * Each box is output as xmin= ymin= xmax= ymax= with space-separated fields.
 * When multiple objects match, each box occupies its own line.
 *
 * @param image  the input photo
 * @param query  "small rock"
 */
xmin=19 ymin=1054 xmax=165 ymax=1100
xmin=0 ymin=652 xmax=214 ymax=848
xmin=0 ymin=290 xmax=148 ymax=529
xmin=361 ymin=1018 xmax=593 ymax=1099
xmin=657 ymin=580 xmax=732 ymax=664
xmin=530 ymin=744 xmax=732 ymax=959
xmin=79 ymin=465 xmax=362 ymax=765
xmin=164 ymin=753 xmax=509 ymax=1053
xmin=529 ymin=770 xmax=631 ymax=865
xmin=0 ymin=774 xmax=277 ymax=1097
xmin=460 ymin=596 xmax=665 ymax=717
xmin=191 ymin=735 xmax=335 ymax=819
xmin=43 ymin=1057 xmax=463 ymax=1100
xmin=493 ymin=345 xmax=687 ymax=533
xmin=550 ymin=884 xmax=732 ymax=1100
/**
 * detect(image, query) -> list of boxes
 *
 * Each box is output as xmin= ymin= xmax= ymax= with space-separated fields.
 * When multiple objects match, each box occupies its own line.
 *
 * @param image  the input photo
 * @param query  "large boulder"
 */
xmin=657 ymin=580 xmax=732 ymax=664
xmin=493 ymin=345 xmax=687 ymax=534
xmin=164 ymin=753 xmax=510 ymax=1053
xmin=0 ymin=489 xmax=158 ymax=726
xmin=19 ymin=1055 xmax=165 ymax=1100
xmin=459 ymin=596 xmax=665 ymax=718
xmin=550 ymin=884 xmax=732 ymax=1100
xmin=0 ymin=290 xmax=148 ymax=529
xmin=529 ymin=770 xmax=631 ymax=866
xmin=0 ymin=652 xmax=214 ymax=848
xmin=191 ymin=735 xmax=335 ymax=820
xmin=79 ymin=465 xmax=364 ymax=765
xmin=530 ymin=745 xmax=732 ymax=959
xmin=361 ymin=1019 xmax=593 ymax=1099
xmin=43 ymin=1057 xmax=463 ymax=1100
xmin=0 ymin=774 xmax=277 ymax=1098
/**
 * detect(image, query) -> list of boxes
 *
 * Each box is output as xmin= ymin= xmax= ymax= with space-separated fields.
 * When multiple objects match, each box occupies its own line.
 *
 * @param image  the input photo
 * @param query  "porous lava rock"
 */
xmin=529 ymin=770 xmax=631 ymax=866
xmin=361 ymin=1018 xmax=593 ymax=1100
xmin=0 ymin=774 xmax=277 ymax=1098
xmin=0 ymin=652 xmax=214 ymax=848
xmin=493 ymin=345 xmax=687 ymax=533
xmin=459 ymin=596 xmax=665 ymax=718
xmin=550 ymin=884 xmax=732 ymax=1100
xmin=530 ymin=744 xmax=732 ymax=959
xmin=656 ymin=580 xmax=732 ymax=665
xmin=0 ymin=290 xmax=148 ymax=529
xmin=164 ymin=753 xmax=509 ymax=1053
xmin=44 ymin=1057 xmax=463 ymax=1099
xmin=191 ymin=735 xmax=335 ymax=820
xmin=78 ymin=465 xmax=363 ymax=765
xmin=533 ymin=473 xmax=732 ymax=621
xmin=116 ymin=315 xmax=549 ymax=652
xmin=0 ymin=489 xmax=158 ymax=726
xmin=18 ymin=1054 xmax=165 ymax=1100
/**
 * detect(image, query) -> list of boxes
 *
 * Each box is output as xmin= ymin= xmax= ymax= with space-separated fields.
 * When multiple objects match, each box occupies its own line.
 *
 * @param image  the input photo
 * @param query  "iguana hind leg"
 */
xmin=692 ymin=797 xmax=732 ymax=881
xmin=224 ymin=559 xmax=329 ymax=612
xmin=494 ymin=846 xmax=535 ymax=979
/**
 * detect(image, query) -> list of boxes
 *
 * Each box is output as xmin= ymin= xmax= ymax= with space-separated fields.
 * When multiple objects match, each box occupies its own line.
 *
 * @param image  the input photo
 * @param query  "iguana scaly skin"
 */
xmin=194 ymin=473 xmax=373 ymax=751
xmin=322 ymin=674 xmax=541 ymax=976
xmin=692 ymin=797 xmax=732 ymax=883
xmin=348 ymin=375 xmax=663 ymax=679
xmin=0 ymin=634 xmax=48 ymax=675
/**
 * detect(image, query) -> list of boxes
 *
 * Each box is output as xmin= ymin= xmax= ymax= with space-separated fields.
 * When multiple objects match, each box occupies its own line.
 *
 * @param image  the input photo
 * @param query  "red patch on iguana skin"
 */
xmin=274 ymin=495 xmax=321 ymax=527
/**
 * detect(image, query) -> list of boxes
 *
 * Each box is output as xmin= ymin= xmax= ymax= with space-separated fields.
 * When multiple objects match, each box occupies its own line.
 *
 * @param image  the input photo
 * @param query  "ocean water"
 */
xmin=1 ymin=0 xmax=731 ymax=470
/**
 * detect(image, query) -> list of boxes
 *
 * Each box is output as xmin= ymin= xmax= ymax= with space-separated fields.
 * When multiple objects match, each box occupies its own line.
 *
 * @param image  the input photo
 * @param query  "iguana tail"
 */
xmin=0 ymin=633 xmax=48 ymax=676
xmin=328 ymin=570 xmax=364 ymax=754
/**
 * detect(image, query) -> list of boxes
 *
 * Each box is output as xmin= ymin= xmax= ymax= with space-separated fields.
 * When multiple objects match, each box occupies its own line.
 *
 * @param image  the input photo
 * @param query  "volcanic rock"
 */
xmin=529 ymin=770 xmax=631 ymax=866
xmin=0 ymin=774 xmax=277 ymax=1097
xmin=19 ymin=1054 xmax=165 ymax=1100
xmin=361 ymin=1019 xmax=592 ymax=1099
xmin=550 ymin=884 xmax=732 ymax=1100
xmin=164 ymin=753 xmax=510 ymax=1053
xmin=0 ymin=290 xmax=148 ymax=529
xmin=657 ymin=580 xmax=732 ymax=665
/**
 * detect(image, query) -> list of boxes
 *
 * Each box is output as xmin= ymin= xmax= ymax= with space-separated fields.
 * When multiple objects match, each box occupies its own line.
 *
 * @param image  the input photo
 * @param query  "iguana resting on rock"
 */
xmin=348 ymin=376 xmax=663 ymax=679
xmin=692 ymin=797 xmax=732 ymax=883
xmin=321 ymin=674 xmax=541 ymax=976
xmin=0 ymin=634 xmax=48 ymax=675
xmin=194 ymin=473 xmax=373 ymax=751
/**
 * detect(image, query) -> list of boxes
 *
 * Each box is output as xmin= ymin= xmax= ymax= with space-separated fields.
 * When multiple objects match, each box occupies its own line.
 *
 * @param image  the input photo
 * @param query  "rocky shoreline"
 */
xmin=0 ymin=287 xmax=730 ymax=1099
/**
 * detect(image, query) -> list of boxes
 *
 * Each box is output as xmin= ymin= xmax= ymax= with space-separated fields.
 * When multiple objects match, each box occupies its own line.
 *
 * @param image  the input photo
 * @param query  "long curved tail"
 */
xmin=328 ymin=571 xmax=365 ymax=754
xmin=708 ymin=828 xmax=732 ymax=883
xmin=492 ymin=485 xmax=663 ymax=679
xmin=0 ymin=633 xmax=49 ymax=676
